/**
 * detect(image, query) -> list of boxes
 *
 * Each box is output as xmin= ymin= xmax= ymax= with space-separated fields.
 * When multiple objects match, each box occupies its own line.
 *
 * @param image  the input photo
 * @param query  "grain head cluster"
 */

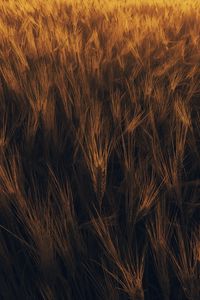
xmin=0 ymin=0 xmax=199 ymax=299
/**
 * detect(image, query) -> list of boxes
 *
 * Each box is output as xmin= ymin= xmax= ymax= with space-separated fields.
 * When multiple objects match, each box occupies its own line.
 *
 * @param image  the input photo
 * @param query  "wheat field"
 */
xmin=0 ymin=0 xmax=199 ymax=299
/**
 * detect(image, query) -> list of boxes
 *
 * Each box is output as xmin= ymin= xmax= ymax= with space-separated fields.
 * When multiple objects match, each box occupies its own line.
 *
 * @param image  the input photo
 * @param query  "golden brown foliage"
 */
xmin=0 ymin=0 xmax=199 ymax=299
